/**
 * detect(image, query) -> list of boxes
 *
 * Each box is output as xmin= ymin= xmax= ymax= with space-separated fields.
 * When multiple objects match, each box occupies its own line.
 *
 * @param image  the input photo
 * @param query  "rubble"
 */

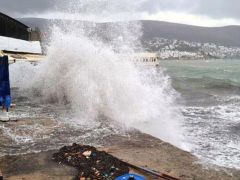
xmin=52 ymin=144 xmax=129 ymax=179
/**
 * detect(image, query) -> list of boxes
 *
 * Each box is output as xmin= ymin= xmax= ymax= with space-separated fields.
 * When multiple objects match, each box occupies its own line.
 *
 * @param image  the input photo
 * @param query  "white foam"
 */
xmin=0 ymin=125 xmax=33 ymax=144
xmin=183 ymin=100 xmax=240 ymax=169
xmin=9 ymin=0 xmax=186 ymax=150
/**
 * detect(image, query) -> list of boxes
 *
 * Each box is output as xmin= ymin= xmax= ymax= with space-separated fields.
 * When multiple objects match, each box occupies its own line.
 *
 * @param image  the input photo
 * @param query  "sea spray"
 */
xmin=10 ymin=0 xmax=187 ymax=149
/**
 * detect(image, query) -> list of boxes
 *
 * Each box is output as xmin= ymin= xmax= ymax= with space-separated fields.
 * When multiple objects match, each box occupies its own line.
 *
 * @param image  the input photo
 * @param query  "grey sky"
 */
xmin=0 ymin=0 xmax=59 ymax=16
xmin=140 ymin=0 xmax=240 ymax=19
xmin=0 ymin=0 xmax=239 ymax=26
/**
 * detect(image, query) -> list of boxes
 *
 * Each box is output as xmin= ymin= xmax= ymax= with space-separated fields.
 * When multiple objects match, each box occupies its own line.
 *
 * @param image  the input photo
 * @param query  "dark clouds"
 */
xmin=0 ymin=0 xmax=239 ymax=20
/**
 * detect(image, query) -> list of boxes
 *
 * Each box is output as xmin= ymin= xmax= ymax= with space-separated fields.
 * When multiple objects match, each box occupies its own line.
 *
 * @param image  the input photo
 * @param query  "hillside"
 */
xmin=18 ymin=18 xmax=240 ymax=47
xmin=141 ymin=20 xmax=240 ymax=47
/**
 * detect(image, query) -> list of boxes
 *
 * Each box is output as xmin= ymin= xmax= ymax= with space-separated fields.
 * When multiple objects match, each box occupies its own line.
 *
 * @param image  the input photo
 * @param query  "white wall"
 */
xmin=0 ymin=36 xmax=42 ymax=54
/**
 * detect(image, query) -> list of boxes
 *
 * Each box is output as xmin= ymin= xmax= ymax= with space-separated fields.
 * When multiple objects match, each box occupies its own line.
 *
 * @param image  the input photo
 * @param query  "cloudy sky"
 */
xmin=0 ymin=0 xmax=240 ymax=27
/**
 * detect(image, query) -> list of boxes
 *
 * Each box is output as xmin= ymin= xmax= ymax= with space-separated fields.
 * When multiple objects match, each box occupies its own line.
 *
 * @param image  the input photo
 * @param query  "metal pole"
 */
xmin=121 ymin=161 xmax=180 ymax=180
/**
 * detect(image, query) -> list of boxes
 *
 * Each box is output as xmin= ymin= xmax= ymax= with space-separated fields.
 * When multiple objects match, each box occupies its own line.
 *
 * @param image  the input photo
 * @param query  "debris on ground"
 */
xmin=53 ymin=143 xmax=129 ymax=179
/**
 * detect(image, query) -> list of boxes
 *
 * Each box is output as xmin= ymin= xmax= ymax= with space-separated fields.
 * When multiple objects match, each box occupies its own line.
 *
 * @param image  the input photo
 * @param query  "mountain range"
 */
xmin=18 ymin=18 xmax=240 ymax=47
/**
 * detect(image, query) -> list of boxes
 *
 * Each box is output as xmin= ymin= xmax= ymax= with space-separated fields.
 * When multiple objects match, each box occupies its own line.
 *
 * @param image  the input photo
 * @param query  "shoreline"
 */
xmin=0 ymin=129 xmax=239 ymax=180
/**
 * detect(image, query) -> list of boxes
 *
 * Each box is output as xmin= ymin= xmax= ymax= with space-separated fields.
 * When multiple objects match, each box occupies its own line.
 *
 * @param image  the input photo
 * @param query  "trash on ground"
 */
xmin=53 ymin=143 xmax=130 ymax=179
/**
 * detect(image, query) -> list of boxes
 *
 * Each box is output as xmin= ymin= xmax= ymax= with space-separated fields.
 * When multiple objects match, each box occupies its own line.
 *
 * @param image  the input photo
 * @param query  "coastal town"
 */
xmin=143 ymin=38 xmax=240 ymax=60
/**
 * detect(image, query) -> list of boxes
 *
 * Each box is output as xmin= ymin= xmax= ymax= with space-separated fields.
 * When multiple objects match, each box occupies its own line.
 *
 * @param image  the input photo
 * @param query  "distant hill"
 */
xmin=18 ymin=18 xmax=240 ymax=47
xmin=18 ymin=18 xmax=49 ymax=31
xmin=141 ymin=20 xmax=240 ymax=47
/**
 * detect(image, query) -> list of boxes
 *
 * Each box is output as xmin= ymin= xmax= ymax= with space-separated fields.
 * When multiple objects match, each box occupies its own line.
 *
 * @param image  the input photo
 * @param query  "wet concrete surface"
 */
xmin=0 ymin=131 xmax=240 ymax=180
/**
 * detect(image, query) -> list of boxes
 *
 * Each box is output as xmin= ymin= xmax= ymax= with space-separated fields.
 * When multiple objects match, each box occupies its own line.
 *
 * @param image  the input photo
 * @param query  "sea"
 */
xmin=159 ymin=59 xmax=240 ymax=169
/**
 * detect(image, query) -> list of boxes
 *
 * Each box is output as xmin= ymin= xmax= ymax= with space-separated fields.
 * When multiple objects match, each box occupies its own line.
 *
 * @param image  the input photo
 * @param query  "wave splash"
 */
xmin=10 ymin=0 xmax=186 ymax=149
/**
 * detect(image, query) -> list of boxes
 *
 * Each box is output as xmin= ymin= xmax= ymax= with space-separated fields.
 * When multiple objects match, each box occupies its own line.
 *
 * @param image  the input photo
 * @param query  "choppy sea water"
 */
xmin=0 ymin=86 xmax=126 ymax=156
xmin=0 ymin=95 xmax=124 ymax=156
xmin=159 ymin=59 xmax=240 ymax=169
